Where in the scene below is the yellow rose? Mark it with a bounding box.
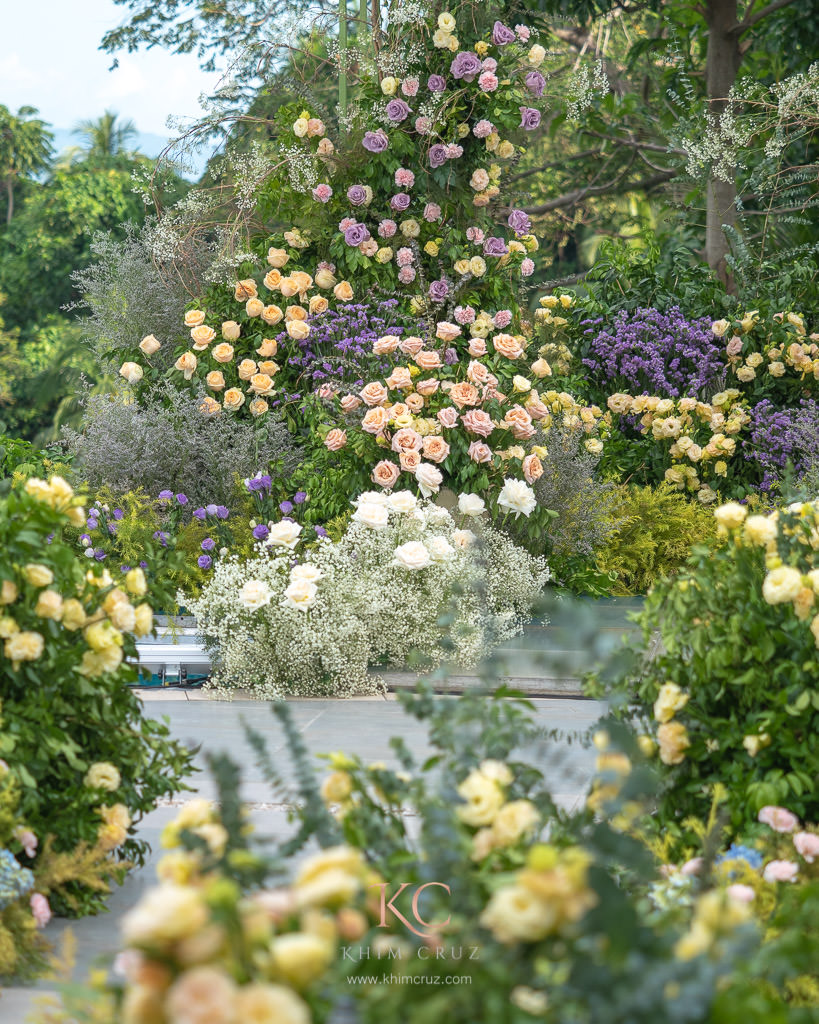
[98,821,128,851]
[711,318,731,338]
[122,883,209,947]
[454,258,471,275]
[320,771,353,804]
[270,933,334,989]
[85,762,121,791]
[0,616,19,638]
[400,219,420,238]
[470,256,487,277]
[714,501,747,531]
[24,564,54,587]
[424,240,440,257]
[653,682,689,723]
[206,371,225,391]
[480,884,553,943]
[491,800,539,847]
[124,567,147,597]
[657,721,690,765]
[61,598,86,631]
[35,589,63,620]
[380,76,399,95]
[85,620,123,652]
[235,984,311,1024]
[0,579,19,604]
[498,140,515,159]
[333,281,354,302]
[447,34,459,51]
[80,645,124,677]
[5,631,45,663]
[456,769,504,826]
[531,358,552,378]
[375,247,393,264]
[211,343,235,365]
[762,566,803,605]
[133,604,153,637]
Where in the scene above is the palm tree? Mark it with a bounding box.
[72,110,138,160]
[0,105,53,224]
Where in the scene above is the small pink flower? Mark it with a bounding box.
[312,183,333,203]
[401,77,420,97]
[758,806,799,833]
[515,24,531,41]
[317,384,336,399]
[360,239,379,257]
[521,258,535,277]
[14,827,38,859]
[680,857,704,876]
[478,72,499,92]
[473,119,495,139]
[466,226,485,243]
[468,338,488,357]
[725,336,743,357]
[395,168,415,188]
[468,440,493,463]
[726,883,755,904]
[423,202,442,222]
[396,247,415,267]
[378,219,397,238]
[763,859,799,883]
[437,407,459,428]
[482,58,498,72]
[317,261,335,273]
[30,893,51,928]
[794,831,819,863]
[455,305,476,325]
[398,267,416,284]
[445,143,464,159]
[339,217,356,231]
[493,309,513,329]
[415,116,433,134]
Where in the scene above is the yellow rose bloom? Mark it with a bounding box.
[84,762,121,791]
[125,567,148,597]
[5,630,44,664]
[380,76,399,95]
[424,240,440,257]
[35,589,63,621]
[653,682,689,723]
[24,564,54,587]
[498,140,515,159]
[61,598,87,631]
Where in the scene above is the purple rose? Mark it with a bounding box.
[427,74,446,92]
[429,144,448,168]
[347,184,368,206]
[252,524,270,540]
[492,20,516,45]
[525,70,545,97]
[519,106,541,130]
[483,236,509,256]
[344,222,371,246]
[362,129,389,153]
[201,537,216,551]
[198,555,213,570]
[390,192,411,211]
[507,209,531,235]
[450,51,482,81]
[444,347,459,365]
[428,278,450,303]
[386,98,412,122]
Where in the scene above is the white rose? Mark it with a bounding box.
[267,520,303,549]
[427,536,455,561]
[415,462,443,497]
[283,579,318,611]
[387,490,418,514]
[290,564,323,583]
[353,503,389,529]
[497,478,537,517]
[458,493,486,517]
[352,490,389,507]
[239,579,273,610]
[393,542,432,570]
[453,528,476,548]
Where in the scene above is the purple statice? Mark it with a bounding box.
[744,399,819,491]
[582,307,724,398]
[201,537,216,551]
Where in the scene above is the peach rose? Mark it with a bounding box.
[436,322,462,342]
[220,320,240,341]
[206,371,226,391]
[324,428,347,451]
[246,298,264,317]
[468,338,488,357]
[415,351,442,370]
[400,336,425,356]
[334,281,354,301]
[238,359,258,381]
[391,427,423,453]
[263,269,282,290]
[291,271,313,294]
[257,339,278,358]
[386,367,413,390]
[423,436,450,463]
[416,378,440,397]
[235,279,258,300]
[139,334,161,355]
[267,248,289,268]
[287,320,311,340]
[372,460,400,489]
[258,360,279,376]
[262,304,283,325]
[185,309,206,328]
[285,305,307,321]
[341,395,362,412]
[467,360,493,385]
[522,454,543,484]
[190,324,216,349]
[309,296,329,315]
[527,397,550,421]
[250,398,269,416]
[212,343,234,364]
[462,409,495,437]
[449,382,480,408]
[361,382,388,406]
[223,388,245,411]
[503,406,534,439]
[493,333,525,359]
[406,393,425,413]
[438,407,459,428]
[279,277,299,298]
[468,440,493,463]
[362,407,389,434]
[174,352,198,379]
[399,450,422,472]
[199,396,221,417]
[249,373,275,396]
[373,335,399,355]
[315,268,337,289]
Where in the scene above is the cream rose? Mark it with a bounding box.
[119,361,143,385]
[714,502,747,530]
[206,370,226,391]
[34,589,63,620]
[324,428,347,451]
[387,490,418,514]
[283,579,318,611]
[415,462,443,497]
[352,502,389,529]
[249,373,275,396]
[235,279,258,300]
[24,564,54,587]
[360,382,389,406]
[175,352,198,379]
[497,478,537,517]
[456,769,504,826]
[334,281,354,302]
[393,541,432,570]
[239,579,273,610]
[139,334,161,355]
[491,800,539,846]
[5,631,45,663]
[235,984,310,1024]
[184,309,206,327]
[762,566,803,605]
[84,762,121,791]
[267,521,303,549]
[223,387,245,411]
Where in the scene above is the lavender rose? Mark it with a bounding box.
[483,236,509,256]
[525,70,546,97]
[507,209,531,235]
[491,20,516,45]
[444,347,459,365]
[344,222,371,246]
[386,98,412,122]
[450,51,482,81]
[428,278,450,303]
[427,74,447,92]
[362,129,389,153]
[429,144,448,168]
[347,184,368,206]
[519,106,542,130]
[390,192,411,211]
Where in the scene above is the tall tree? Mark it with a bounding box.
[72,110,138,160]
[0,105,53,224]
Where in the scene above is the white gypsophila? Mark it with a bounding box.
[187,498,550,699]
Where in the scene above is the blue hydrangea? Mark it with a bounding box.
[0,849,35,910]
[717,843,763,873]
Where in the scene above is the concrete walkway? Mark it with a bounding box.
[0,693,605,1023]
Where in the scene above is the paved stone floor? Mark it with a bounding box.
[0,694,605,1023]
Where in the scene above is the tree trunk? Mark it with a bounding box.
[5,177,12,225]
[704,0,743,291]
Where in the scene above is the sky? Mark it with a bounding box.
[1,0,220,151]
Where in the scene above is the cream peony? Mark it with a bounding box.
[239,579,273,610]
[266,520,303,549]
[393,541,432,570]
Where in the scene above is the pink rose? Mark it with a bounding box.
[400,450,421,472]
[726,336,743,357]
[468,338,488,357]
[324,428,347,451]
[386,367,413,390]
[360,239,379,256]
[30,893,51,928]
[522,454,543,484]
[312,183,333,203]
[317,383,336,399]
[360,381,389,406]
[399,335,424,356]
[372,460,401,489]
[391,427,423,453]
[466,361,496,386]
[401,77,420,96]
[493,309,513,329]
[462,410,495,437]
[406,393,425,413]
[455,305,476,325]
[378,219,398,238]
[515,24,531,41]
[415,351,442,370]
[468,440,493,463]
[680,857,704,876]
[482,58,498,72]
[521,258,535,277]
[466,226,485,243]
[340,395,362,412]
[726,884,755,904]
[339,217,356,231]
[438,407,459,428]
[14,827,38,858]
[758,806,799,833]
[478,72,499,92]
[373,335,399,355]
[794,831,819,862]
[398,267,417,284]
[762,859,799,883]
[396,247,415,267]
[423,202,442,222]
[473,120,494,139]
[445,143,464,159]
[415,378,439,397]
[422,436,450,463]
[436,322,462,342]
[395,168,415,188]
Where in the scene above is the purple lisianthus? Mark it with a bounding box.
[252,523,270,540]
[216,505,230,519]
[206,503,219,514]
[153,530,170,548]
[525,70,545,97]
[492,20,516,45]
[176,493,189,505]
[450,51,482,81]
[113,508,124,521]
[390,192,411,211]
[87,517,98,530]
[444,347,459,365]
[427,74,446,92]
[193,507,207,520]
[507,209,531,235]
[362,129,389,153]
[429,144,448,168]
[314,525,328,538]
[280,500,294,515]
[429,278,450,303]
[347,184,368,206]
[139,560,148,569]
[201,537,216,551]
[519,106,542,130]
[483,236,509,256]
[294,491,307,505]
[94,549,107,561]
[120,565,131,573]
[198,555,213,570]
[386,98,412,122]
[344,222,371,246]
[158,489,173,501]
[108,523,117,535]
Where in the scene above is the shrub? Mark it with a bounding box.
[590,498,819,834]
[0,476,195,915]
[595,484,719,595]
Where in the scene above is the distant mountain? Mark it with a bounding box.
[51,128,207,179]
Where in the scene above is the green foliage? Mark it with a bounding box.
[596,484,719,596]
